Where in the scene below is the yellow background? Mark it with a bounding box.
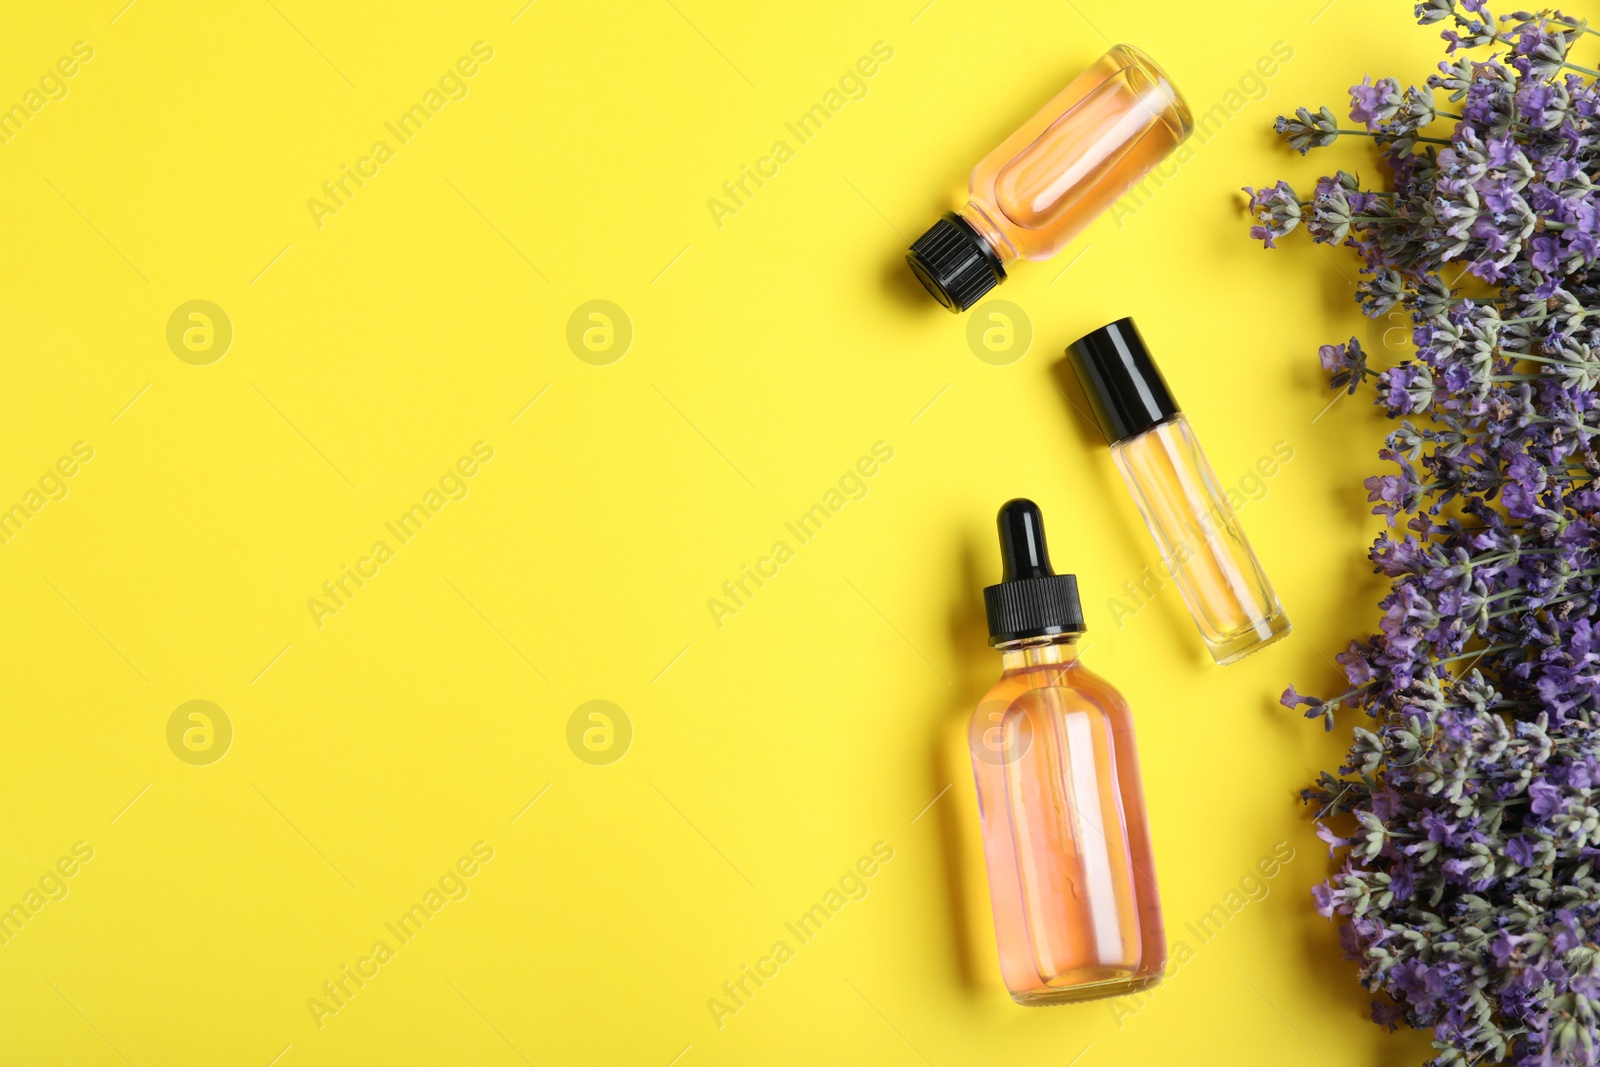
[0,0,1443,1063]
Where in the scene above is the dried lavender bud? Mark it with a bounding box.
[1401,84,1442,129]
[1416,0,1457,24]
[1430,57,1477,100]
[1321,336,1371,394]
[1360,267,1407,317]
[1276,105,1340,153]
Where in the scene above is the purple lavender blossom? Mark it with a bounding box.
[1244,181,1303,246]
[1249,4,1600,1065]
[1351,75,1405,128]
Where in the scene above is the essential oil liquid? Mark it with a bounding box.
[962,46,1191,263]
[971,641,1165,1003]
[1112,417,1289,663]
[907,45,1191,311]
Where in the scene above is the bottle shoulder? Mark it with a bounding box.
[973,661,1132,719]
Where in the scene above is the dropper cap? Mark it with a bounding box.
[983,499,1085,646]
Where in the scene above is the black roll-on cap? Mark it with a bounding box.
[983,499,1085,646]
[906,212,1005,313]
[1065,317,1182,444]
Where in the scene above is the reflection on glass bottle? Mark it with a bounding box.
[908,45,1192,312]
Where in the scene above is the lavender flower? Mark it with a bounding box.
[1351,76,1406,127]
[1244,180,1303,246]
[1250,5,1600,1065]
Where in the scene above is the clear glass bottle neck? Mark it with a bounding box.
[956,203,1019,264]
[997,634,1082,673]
[1108,412,1186,454]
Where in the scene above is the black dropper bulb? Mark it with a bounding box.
[998,498,1054,581]
[984,498,1085,646]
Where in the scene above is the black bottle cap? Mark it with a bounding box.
[983,499,1085,646]
[906,212,1005,313]
[1065,317,1182,444]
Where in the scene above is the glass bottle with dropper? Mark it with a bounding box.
[970,498,1165,1004]
[1066,317,1291,664]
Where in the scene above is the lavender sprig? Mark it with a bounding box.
[1248,3,1600,1064]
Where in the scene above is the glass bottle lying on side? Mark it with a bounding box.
[970,498,1165,1004]
[907,45,1192,312]
[1066,317,1291,664]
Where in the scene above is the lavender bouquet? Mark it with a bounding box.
[1245,3,1600,1064]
